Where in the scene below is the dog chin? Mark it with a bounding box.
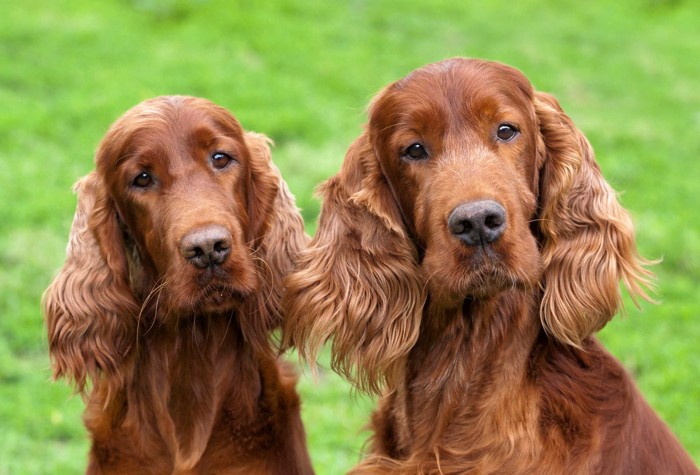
[465,267,538,299]
[167,281,254,316]
[432,263,527,304]
[201,283,257,312]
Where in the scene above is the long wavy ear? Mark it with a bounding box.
[282,133,425,395]
[243,132,309,338]
[535,92,655,347]
[42,172,138,396]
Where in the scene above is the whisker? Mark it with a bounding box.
[219,311,235,351]
[246,234,266,250]
[135,276,169,349]
[144,277,169,336]
[527,217,551,225]
[251,255,276,310]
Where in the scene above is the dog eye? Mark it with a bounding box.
[404,143,429,160]
[132,172,153,188]
[211,152,235,170]
[496,124,519,142]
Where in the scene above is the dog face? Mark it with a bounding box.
[94,96,264,314]
[284,58,653,393]
[368,59,543,305]
[93,96,268,314]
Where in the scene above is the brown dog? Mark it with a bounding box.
[44,96,313,474]
[284,59,698,474]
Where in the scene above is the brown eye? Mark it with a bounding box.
[404,143,428,160]
[211,152,234,170]
[496,124,518,142]
[132,172,153,188]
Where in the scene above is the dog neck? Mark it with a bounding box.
[395,289,542,456]
[87,314,265,472]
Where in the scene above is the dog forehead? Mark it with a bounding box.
[378,58,535,122]
[396,58,532,93]
[101,106,246,171]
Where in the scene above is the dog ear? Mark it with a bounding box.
[42,172,138,397]
[244,132,281,246]
[243,132,309,343]
[282,133,425,395]
[534,92,655,347]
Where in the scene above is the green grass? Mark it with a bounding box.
[1,0,699,473]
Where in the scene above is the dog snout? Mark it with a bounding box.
[448,200,507,246]
[180,225,232,269]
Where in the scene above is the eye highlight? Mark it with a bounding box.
[132,172,153,188]
[496,124,519,142]
[211,152,235,170]
[403,143,429,161]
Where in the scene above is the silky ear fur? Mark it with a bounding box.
[243,132,309,344]
[535,92,655,347]
[42,172,138,396]
[282,134,425,395]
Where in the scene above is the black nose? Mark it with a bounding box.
[180,225,232,269]
[448,200,507,246]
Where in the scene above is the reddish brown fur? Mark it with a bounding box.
[43,96,313,474]
[283,59,698,474]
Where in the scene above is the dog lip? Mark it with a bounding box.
[194,266,231,286]
[187,284,250,314]
[451,253,528,297]
[453,241,505,269]
[204,288,241,308]
[204,277,255,299]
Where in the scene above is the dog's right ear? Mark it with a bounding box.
[282,133,425,395]
[42,172,138,397]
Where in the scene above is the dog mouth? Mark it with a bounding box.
[199,285,247,310]
[154,243,260,315]
[162,265,257,315]
[462,266,518,296]
[458,250,541,298]
[182,282,253,313]
[427,245,531,301]
[193,265,233,286]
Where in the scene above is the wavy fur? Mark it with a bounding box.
[283,136,424,394]
[535,92,656,347]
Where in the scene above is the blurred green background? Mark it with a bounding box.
[1,0,698,473]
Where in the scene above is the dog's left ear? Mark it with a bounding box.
[243,132,309,339]
[535,92,655,347]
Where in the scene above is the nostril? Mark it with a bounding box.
[453,220,475,237]
[484,213,504,230]
[213,240,229,253]
[181,244,204,261]
[210,239,231,266]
